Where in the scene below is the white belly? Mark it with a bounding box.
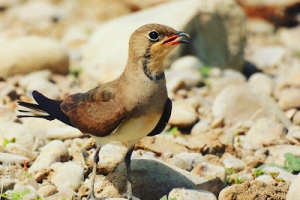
[92,113,161,148]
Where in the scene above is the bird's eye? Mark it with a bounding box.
[148,31,160,41]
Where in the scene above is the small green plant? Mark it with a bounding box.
[1,189,30,200]
[2,138,16,147]
[252,168,265,178]
[227,174,244,185]
[164,126,180,136]
[282,152,300,174]
[200,65,212,79]
[225,167,236,175]
[69,67,83,79]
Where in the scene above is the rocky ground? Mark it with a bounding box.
[1,0,300,200]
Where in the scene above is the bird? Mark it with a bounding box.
[17,23,189,199]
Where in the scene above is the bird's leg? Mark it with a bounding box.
[123,147,134,200]
[87,146,101,200]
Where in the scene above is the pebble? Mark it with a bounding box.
[255,174,276,185]
[46,126,84,140]
[1,177,16,192]
[266,145,300,165]
[262,166,296,183]
[0,121,35,151]
[278,27,300,51]
[136,134,188,155]
[5,143,37,161]
[98,142,127,174]
[277,88,300,110]
[37,184,57,198]
[192,162,226,182]
[165,70,202,92]
[248,73,273,95]
[222,153,246,172]
[171,55,203,72]
[29,140,69,173]
[286,172,300,200]
[248,46,286,69]
[170,152,206,171]
[244,117,286,146]
[69,143,86,168]
[169,100,198,128]
[191,120,211,135]
[18,70,52,89]
[279,72,300,89]
[44,188,77,200]
[168,188,217,200]
[0,36,69,78]
[50,162,84,191]
[26,79,60,100]
[7,1,64,25]
[209,69,246,95]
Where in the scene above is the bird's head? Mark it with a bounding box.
[128,23,190,81]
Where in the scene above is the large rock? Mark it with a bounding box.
[0,36,69,78]
[94,158,207,200]
[82,0,246,83]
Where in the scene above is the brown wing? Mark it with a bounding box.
[61,84,129,137]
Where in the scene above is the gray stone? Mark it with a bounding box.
[94,158,207,200]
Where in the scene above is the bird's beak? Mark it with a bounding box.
[162,31,190,45]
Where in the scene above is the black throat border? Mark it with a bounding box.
[142,45,165,81]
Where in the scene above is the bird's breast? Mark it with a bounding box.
[93,113,162,147]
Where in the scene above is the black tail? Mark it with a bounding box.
[17,90,72,126]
